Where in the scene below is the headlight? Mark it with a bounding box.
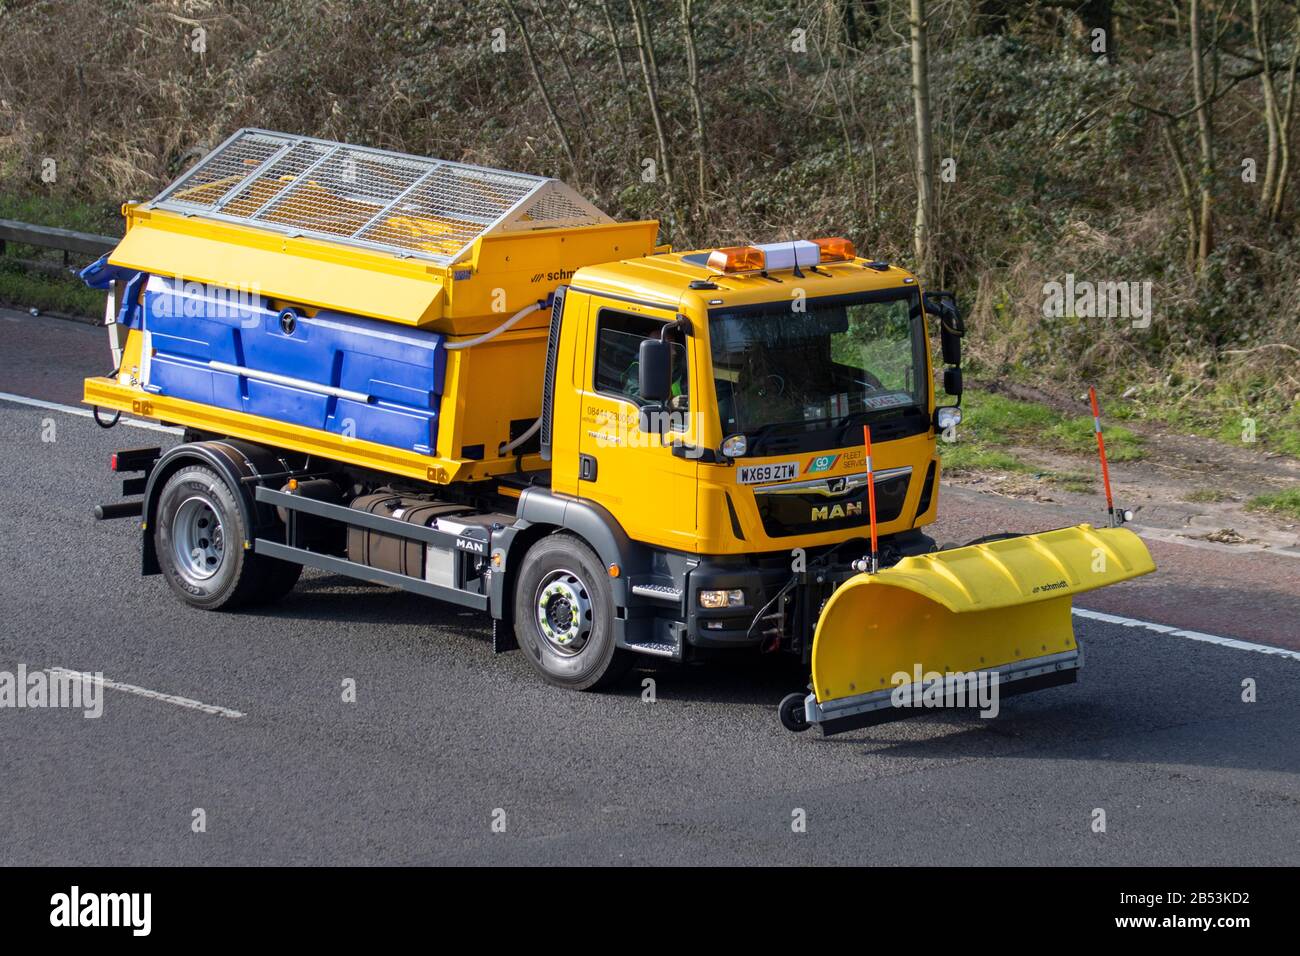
[698,588,744,609]
[936,406,963,431]
[721,433,747,458]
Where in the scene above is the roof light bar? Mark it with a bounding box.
[706,246,764,273]
[812,236,856,262]
[706,237,857,273]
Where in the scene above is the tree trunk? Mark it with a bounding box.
[1251,0,1280,216]
[504,0,578,180]
[843,0,881,44]
[1189,0,1215,271]
[530,0,592,133]
[681,0,708,210]
[1270,9,1300,221]
[1160,120,1200,272]
[629,0,673,194]
[598,0,638,134]
[910,0,935,276]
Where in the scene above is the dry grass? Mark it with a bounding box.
[0,0,1295,442]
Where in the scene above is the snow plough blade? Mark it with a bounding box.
[804,524,1155,735]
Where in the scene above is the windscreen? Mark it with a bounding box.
[709,289,927,454]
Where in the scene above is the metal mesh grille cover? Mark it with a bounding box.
[147,129,610,265]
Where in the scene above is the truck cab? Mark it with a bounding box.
[531,238,963,666]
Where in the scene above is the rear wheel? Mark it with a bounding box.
[254,557,302,604]
[513,534,632,691]
[155,464,293,610]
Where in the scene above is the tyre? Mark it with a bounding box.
[253,557,302,605]
[154,464,267,610]
[513,534,632,691]
[778,692,810,733]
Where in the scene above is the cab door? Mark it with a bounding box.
[576,298,699,552]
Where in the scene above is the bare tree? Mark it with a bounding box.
[1133,1,1288,266]
[1253,0,1282,213]
[910,0,935,275]
[629,0,673,194]
[503,0,578,180]
[1159,121,1201,272]
[681,0,708,208]
[598,0,638,133]
[530,0,592,134]
[1249,0,1300,221]
[1271,13,1300,221]
[1189,0,1215,268]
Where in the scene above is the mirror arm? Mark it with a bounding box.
[661,314,692,341]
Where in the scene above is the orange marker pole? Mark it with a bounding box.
[1088,386,1116,525]
[863,424,879,573]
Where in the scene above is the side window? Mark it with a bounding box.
[593,309,689,408]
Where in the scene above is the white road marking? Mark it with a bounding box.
[1073,607,1300,661]
[48,668,246,719]
[0,391,181,434]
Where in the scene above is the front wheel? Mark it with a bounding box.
[513,534,632,691]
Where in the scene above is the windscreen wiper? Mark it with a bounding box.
[745,419,809,456]
[833,405,920,446]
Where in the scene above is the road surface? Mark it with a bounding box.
[0,308,1296,865]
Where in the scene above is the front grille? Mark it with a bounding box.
[755,471,910,537]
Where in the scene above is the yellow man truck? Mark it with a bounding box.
[81,130,1154,734]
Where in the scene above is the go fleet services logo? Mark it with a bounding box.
[804,454,839,474]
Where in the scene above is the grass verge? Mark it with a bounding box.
[0,192,120,319]
[1246,488,1300,520]
[940,391,1144,481]
[1099,377,1300,460]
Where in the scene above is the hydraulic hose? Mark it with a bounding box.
[498,416,542,456]
[446,299,547,455]
[444,301,544,351]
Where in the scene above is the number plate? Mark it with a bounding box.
[737,461,799,484]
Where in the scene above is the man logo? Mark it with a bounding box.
[812,501,862,521]
[826,477,847,494]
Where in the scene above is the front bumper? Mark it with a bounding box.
[682,529,937,654]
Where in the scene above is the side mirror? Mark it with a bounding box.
[923,291,965,367]
[943,367,963,397]
[941,320,962,367]
[638,338,672,403]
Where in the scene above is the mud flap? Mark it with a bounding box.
[805,524,1155,735]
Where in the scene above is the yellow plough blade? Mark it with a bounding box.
[805,524,1155,734]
